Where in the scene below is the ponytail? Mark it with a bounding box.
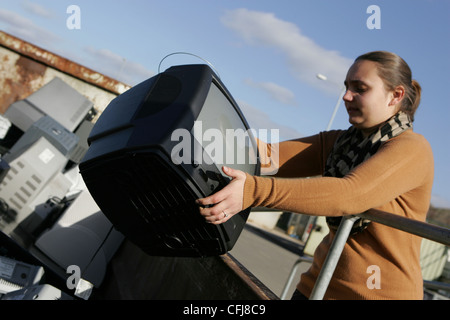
[407,80,421,122]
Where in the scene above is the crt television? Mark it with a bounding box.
[79,64,260,257]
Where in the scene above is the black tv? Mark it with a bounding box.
[79,64,260,257]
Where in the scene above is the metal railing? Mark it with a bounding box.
[280,255,313,299]
[282,208,450,300]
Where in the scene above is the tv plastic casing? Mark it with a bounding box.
[79,64,260,257]
[4,77,93,133]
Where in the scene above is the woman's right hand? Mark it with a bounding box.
[196,166,247,224]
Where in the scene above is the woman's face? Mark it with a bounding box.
[343,60,400,133]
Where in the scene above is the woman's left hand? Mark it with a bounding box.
[196,166,247,224]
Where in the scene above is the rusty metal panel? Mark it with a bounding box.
[0,30,131,117]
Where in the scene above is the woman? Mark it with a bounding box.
[196,51,434,300]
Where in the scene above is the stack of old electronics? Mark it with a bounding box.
[0,78,123,299]
[0,254,73,300]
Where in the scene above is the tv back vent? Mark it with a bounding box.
[79,64,260,257]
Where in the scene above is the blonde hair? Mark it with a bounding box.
[355,51,421,121]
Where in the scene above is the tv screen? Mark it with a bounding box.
[79,64,260,257]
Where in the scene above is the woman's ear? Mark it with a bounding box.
[389,85,406,107]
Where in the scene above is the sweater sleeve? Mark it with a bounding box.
[243,130,433,217]
[258,130,342,177]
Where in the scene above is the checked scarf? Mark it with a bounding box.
[324,111,413,235]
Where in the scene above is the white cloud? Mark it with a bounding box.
[21,0,54,19]
[221,8,352,95]
[245,79,298,106]
[0,8,60,47]
[83,47,155,85]
[0,6,153,86]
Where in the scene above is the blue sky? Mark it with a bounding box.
[1,0,449,208]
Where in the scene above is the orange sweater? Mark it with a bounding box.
[243,129,434,299]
